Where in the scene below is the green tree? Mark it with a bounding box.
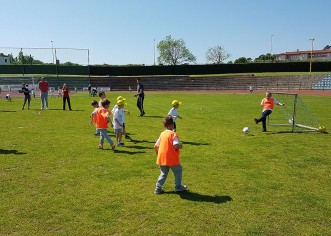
[234,57,252,63]
[157,35,196,65]
[205,46,230,64]
[254,53,275,62]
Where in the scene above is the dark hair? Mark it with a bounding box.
[91,100,98,106]
[101,99,110,107]
[98,91,105,97]
[163,115,174,127]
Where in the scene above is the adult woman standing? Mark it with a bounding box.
[61,83,72,110]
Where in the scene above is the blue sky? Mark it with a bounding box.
[1,0,329,65]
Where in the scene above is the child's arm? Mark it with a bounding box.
[154,137,160,154]
[124,109,130,115]
[114,118,123,127]
[173,143,183,150]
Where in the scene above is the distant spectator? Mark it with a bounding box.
[21,83,31,110]
[88,84,92,96]
[38,77,49,109]
[61,83,72,110]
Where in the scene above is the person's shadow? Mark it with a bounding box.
[167,191,232,204]
[0,149,27,155]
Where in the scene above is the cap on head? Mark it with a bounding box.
[172,100,182,106]
[117,99,127,106]
[117,96,126,101]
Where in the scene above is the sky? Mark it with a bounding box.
[1,0,330,66]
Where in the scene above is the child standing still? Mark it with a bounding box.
[168,100,182,132]
[113,100,125,146]
[111,96,132,140]
[154,115,187,194]
[95,99,115,150]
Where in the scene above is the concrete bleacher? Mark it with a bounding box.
[1,74,329,92]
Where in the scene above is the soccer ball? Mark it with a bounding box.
[288,119,294,124]
[242,127,250,134]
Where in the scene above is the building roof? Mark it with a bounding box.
[276,49,331,56]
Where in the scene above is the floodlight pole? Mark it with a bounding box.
[270,35,274,61]
[309,38,314,74]
[51,41,55,64]
[153,38,156,66]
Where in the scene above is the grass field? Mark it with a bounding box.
[1,91,330,235]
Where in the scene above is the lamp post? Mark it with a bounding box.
[270,35,274,61]
[153,38,156,66]
[309,38,315,74]
[51,41,54,64]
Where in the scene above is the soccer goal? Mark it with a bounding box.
[268,92,326,133]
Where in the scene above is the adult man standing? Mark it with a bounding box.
[134,78,145,116]
[38,77,49,109]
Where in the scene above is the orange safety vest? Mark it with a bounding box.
[262,97,274,110]
[156,130,180,166]
[95,108,110,128]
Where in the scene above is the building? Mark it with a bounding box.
[0,53,10,65]
[275,48,331,61]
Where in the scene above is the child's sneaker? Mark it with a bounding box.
[117,143,124,147]
[98,144,103,149]
[154,188,165,194]
[175,185,187,192]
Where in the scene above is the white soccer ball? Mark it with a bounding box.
[288,119,294,124]
[242,127,250,134]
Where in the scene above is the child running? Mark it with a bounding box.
[154,115,187,194]
[168,100,182,132]
[95,99,115,150]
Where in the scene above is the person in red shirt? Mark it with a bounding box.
[254,92,284,132]
[61,83,72,110]
[38,77,49,109]
[154,115,187,194]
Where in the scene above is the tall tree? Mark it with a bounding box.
[157,35,196,65]
[205,46,230,64]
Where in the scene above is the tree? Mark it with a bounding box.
[234,57,252,63]
[157,35,196,65]
[205,46,230,64]
[254,53,275,62]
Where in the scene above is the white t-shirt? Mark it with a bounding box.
[113,108,124,129]
[168,107,180,122]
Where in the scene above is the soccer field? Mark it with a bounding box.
[1,91,330,235]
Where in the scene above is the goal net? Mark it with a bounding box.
[268,92,326,133]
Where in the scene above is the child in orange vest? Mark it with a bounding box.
[254,92,284,132]
[154,115,187,194]
[95,99,115,150]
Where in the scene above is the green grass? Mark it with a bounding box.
[1,92,330,235]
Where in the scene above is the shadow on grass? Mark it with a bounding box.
[131,139,155,145]
[0,149,27,155]
[113,149,146,155]
[139,115,164,119]
[0,110,16,112]
[125,145,153,150]
[166,191,232,204]
[181,141,209,146]
[266,130,328,135]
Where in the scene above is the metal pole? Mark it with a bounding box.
[270,35,274,61]
[153,39,156,66]
[51,41,54,64]
[309,38,314,74]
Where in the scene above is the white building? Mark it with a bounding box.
[275,49,331,61]
[0,53,10,65]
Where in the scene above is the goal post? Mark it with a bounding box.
[268,92,326,133]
